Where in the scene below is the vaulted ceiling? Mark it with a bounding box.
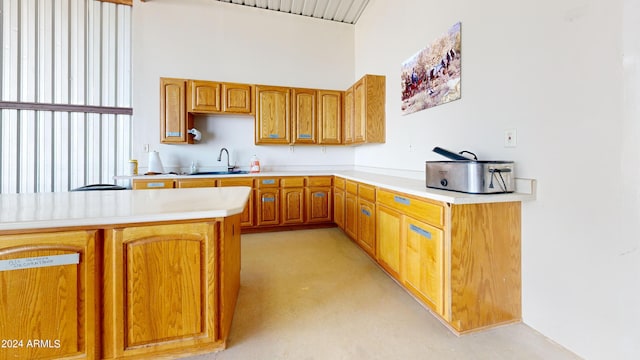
[213,0,370,24]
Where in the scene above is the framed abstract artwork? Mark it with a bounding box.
[401,22,461,115]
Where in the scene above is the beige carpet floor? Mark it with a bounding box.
[186,228,580,360]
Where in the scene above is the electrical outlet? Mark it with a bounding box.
[504,129,517,147]
[143,144,150,152]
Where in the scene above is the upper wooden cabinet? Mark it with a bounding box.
[160,77,193,144]
[222,83,252,114]
[317,90,342,145]
[188,80,221,113]
[343,86,355,144]
[345,74,385,144]
[255,85,291,145]
[291,88,317,144]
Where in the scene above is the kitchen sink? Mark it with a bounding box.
[189,170,250,176]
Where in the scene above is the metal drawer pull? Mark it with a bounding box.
[262,179,276,185]
[268,134,280,138]
[299,134,312,139]
[410,224,432,239]
[314,193,325,197]
[394,196,410,205]
[361,208,371,217]
[147,182,166,188]
[166,131,181,137]
[262,197,275,202]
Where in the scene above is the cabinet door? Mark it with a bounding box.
[218,177,255,228]
[404,217,444,316]
[222,83,252,114]
[333,188,345,229]
[160,78,193,144]
[281,187,304,225]
[102,222,218,359]
[317,90,342,144]
[376,205,402,278]
[188,80,221,113]
[343,87,354,144]
[255,85,291,144]
[257,188,280,226]
[357,199,376,256]
[306,187,332,223]
[344,192,358,240]
[292,88,317,144]
[0,231,99,360]
[353,78,366,144]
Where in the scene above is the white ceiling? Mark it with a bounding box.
[214,0,370,24]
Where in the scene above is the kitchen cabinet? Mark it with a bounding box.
[132,179,175,189]
[344,180,358,240]
[255,86,291,144]
[176,178,217,188]
[342,87,355,144]
[349,74,386,144]
[374,188,521,333]
[306,176,332,223]
[187,80,221,113]
[256,177,280,226]
[404,216,444,315]
[333,177,346,229]
[376,205,402,278]
[222,83,252,114]
[291,88,317,144]
[356,183,376,257]
[160,77,194,144]
[102,222,220,359]
[281,177,305,225]
[317,90,342,145]
[0,230,99,360]
[218,177,255,228]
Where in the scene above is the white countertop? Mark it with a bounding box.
[0,187,252,231]
[116,170,536,205]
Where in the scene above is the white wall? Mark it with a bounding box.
[131,0,356,173]
[355,0,640,359]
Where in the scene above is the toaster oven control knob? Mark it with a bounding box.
[440,179,448,187]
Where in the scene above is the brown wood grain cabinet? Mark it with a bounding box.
[222,83,252,114]
[256,178,280,226]
[317,90,342,145]
[306,176,333,223]
[0,230,99,360]
[281,177,305,225]
[255,86,291,144]
[176,178,217,188]
[356,183,376,256]
[374,188,521,333]
[342,87,355,144]
[344,180,358,240]
[218,177,255,228]
[333,177,346,229]
[346,74,386,145]
[132,179,175,189]
[291,88,317,144]
[188,80,222,113]
[160,77,193,144]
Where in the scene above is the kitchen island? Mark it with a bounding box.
[0,187,251,360]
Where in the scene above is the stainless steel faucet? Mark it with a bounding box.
[217,148,234,172]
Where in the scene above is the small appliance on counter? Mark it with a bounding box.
[426,147,514,194]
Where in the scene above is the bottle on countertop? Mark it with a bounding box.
[189,161,198,174]
[250,155,261,173]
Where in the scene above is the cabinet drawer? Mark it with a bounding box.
[377,189,444,228]
[307,176,332,187]
[257,178,280,188]
[281,177,305,188]
[358,184,376,202]
[334,176,346,190]
[176,178,217,188]
[217,177,254,187]
[346,180,358,195]
[132,179,175,190]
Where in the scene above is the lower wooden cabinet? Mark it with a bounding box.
[132,179,175,189]
[257,188,280,226]
[306,187,332,223]
[344,192,358,240]
[376,205,401,278]
[357,199,376,256]
[0,231,99,360]
[333,188,345,229]
[103,222,221,359]
[176,178,217,188]
[281,187,305,225]
[404,216,444,316]
[218,177,255,228]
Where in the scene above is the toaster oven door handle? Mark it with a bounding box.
[489,168,511,173]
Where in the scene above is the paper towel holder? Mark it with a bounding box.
[188,128,202,141]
